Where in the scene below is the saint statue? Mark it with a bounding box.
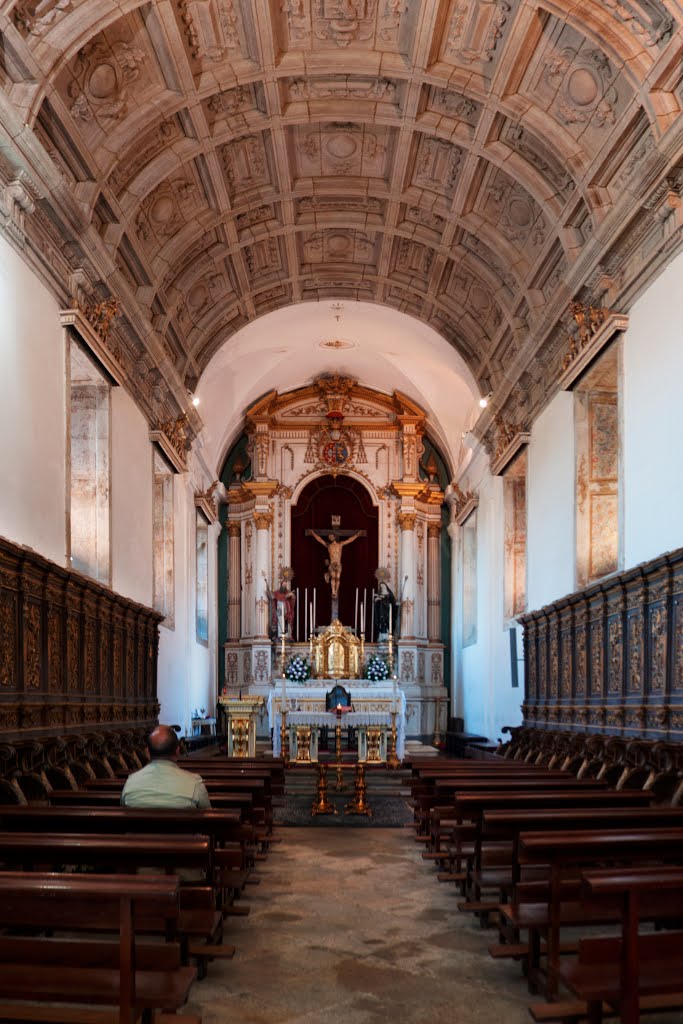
[309,530,362,600]
[373,580,400,640]
[263,571,296,638]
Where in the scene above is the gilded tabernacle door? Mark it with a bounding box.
[313,620,363,679]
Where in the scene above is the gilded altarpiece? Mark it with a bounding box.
[0,536,161,739]
[521,547,683,739]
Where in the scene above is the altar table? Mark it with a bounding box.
[267,683,406,759]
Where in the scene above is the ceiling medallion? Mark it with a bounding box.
[318,338,356,350]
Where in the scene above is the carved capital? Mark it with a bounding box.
[427,523,441,539]
[227,521,241,538]
[253,511,273,531]
[397,511,417,532]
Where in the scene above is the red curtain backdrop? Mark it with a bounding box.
[291,475,379,633]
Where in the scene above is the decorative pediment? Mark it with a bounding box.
[490,415,531,476]
[451,482,478,526]
[558,302,629,391]
[244,375,427,430]
[61,304,126,387]
[194,482,219,524]
[149,415,188,473]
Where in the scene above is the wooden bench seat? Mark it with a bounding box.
[558,866,683,1024]
[0,871,196,1024]
[518,828,683,1000]
[0,832,235,978]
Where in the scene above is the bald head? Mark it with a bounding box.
[147,725,179,760]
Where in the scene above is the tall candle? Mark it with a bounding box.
[389,602,392,637]
[363,588,367,635]
[313,589,316,630]
[370,589,375,642]
[360,601,364,634]
[304,587,308,636]
[296,588,299,642]
[309,602,313,637]
[354,588,358,633]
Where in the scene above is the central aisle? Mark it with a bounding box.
[186,827,533,1024]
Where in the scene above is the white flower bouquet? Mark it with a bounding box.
[364,655,389,681]
[285,655,311,682]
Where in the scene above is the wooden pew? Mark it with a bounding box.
[560,866,683,1024]
[428,787,652,857]
[0,832,235,978]
[0,871,196,1024]
[516,827,683,999]
[431,790,653,909]
[414,775,610,839]
[1,804,262,908]
[479,807,683,961]
[51,787,254,814]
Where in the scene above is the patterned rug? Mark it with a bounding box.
[274,793,413,827]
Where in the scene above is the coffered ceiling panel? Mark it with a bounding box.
[1,0,682,436]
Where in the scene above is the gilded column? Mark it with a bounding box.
[253,511,272,638]
[427,522,441,642]
[397,511,417,638]
[227,521,241,641]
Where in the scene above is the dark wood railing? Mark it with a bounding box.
[520,546,683,738]
[0,535,161,738]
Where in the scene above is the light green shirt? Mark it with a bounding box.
[120,759,211,809]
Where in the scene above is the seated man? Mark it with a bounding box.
[121,724,211,809]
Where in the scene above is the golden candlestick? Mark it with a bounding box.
[280,634,286,678]
[360,631,365,667]
[311,762,337,816]
[387,710,400,770]
[345,762,372,816]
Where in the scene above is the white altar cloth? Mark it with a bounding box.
[267,682,405,758]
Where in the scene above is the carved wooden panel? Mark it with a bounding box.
[0,537,161,740]
[521,545,683,739]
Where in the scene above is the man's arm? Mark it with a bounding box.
[310,531,327,549]
[193,779,212,808]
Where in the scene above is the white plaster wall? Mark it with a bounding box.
[623,251,683,567]
[456,457,522,742]
[527,392,576,610]
[110,387,153,606]
[0,236,66,563]
[157,473,216,734]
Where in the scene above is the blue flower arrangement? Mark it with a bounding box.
[364,655,389,681]
[285,655,311,683]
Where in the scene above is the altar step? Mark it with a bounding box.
[283,766,407,799]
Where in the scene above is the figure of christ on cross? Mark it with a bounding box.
[306,524,366,611]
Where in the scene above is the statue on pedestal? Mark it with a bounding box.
[264,569,296,638]
[373,568,401,640]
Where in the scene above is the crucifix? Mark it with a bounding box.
[306,517,366,622]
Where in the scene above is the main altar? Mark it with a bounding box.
[220,373,449,747]
[267,680,406,760]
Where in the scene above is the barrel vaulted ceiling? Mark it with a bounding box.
[1,0,683,440]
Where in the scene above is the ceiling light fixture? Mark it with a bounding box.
[479,392,492,409]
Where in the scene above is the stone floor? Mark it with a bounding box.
[185,826,536,1024]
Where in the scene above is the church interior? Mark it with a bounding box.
[2,0,683,1020]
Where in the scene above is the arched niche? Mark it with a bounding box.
[292,474,378,632]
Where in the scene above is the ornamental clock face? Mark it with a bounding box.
[322,439,350,466]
